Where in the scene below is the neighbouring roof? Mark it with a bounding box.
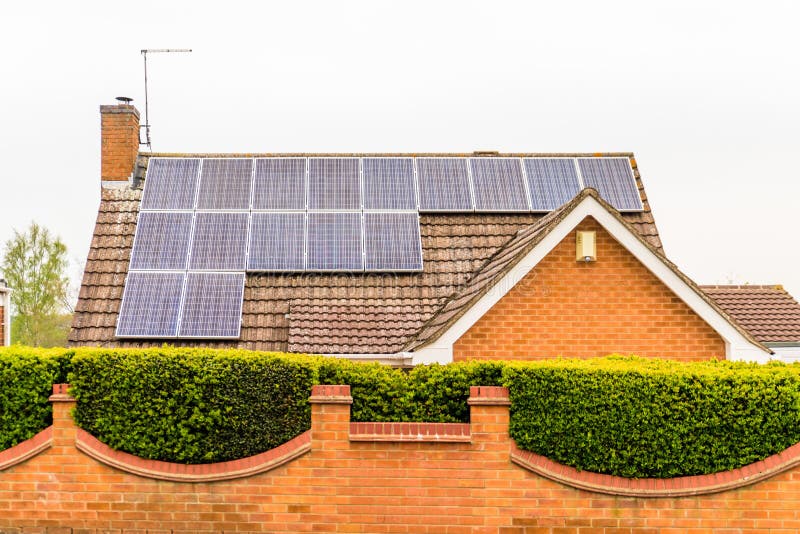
[702,285,800,344]
[69,152,663,353]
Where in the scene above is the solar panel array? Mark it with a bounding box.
[118,155,642,338]
[139,156,641,213]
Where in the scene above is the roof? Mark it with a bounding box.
[702,285,800,344]
[69,152,663,353]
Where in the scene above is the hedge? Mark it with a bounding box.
[2,347,800,477]
[68,351,501,462]
[319,359,504,422]
[503,356,800,478]
[69,349,321,463]
[0,346,72,450]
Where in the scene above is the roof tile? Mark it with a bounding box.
[702,285,800,343]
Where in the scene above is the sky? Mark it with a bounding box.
[1,1,799,303]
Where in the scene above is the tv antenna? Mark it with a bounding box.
[140,48,192,149]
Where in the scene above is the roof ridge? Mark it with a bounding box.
[701,284,785,291]
[140,152,637,158]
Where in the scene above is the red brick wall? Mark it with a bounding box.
[100,104,140,182]
[455,217,726,362]
[2,385,800,533]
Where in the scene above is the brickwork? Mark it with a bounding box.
[455,217,727,362]
[100,104,140,182]
[2,385,800,532]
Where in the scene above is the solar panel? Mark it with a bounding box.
[196,158,253,210]
[140,158,200,210]
[247,212,306,271]
[129,212,193,270]
[116,272,185,337]
[362,158,417,210]
[364,212,423,271]
[188,212,250,270]
[577,158,643,211]
[252,158,307,210]
[306,212,363,271]
[416,158,473,211]
[178,272,245,338]
[524,158,582,211]
[469,158,529,211]
[308,158,361,210]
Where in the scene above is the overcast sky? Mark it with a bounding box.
[2,1,799,302]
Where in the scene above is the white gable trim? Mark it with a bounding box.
[411,195,771,365]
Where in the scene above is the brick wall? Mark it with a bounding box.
[1,384,800,533]
[100,104,140,182]
[455,217,726,362]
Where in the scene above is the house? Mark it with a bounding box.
[702,285,800,362]
[0,279,9,346]
[70,101,797,365]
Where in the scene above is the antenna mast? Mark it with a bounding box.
[140,48,192,150]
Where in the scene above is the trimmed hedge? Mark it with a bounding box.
[503,356,800,478]
[2,347,800,478]
[69,349,321,463]
[0,346,72,450]
[319,359,503,422]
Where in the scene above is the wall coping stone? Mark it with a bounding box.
[309,384,353,404]
[350,422,471,442]
[467,385,511,406]
[0,427,53,471]
[76,429,311,483]
[511,440,800,497]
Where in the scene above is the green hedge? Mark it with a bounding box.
[503,356,800,478]
[0,346,72,450]
[2,347,800,478]
[68,351,501,462]
[69,349,321,463]
[319,359,504,422]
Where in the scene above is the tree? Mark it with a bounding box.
[1,222,71,346]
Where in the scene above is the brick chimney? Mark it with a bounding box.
[100,101,140,183]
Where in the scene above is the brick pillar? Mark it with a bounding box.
[48,383,77,450]
[468,386,512,452]
[309,385,352,450]
[100,103,140,183]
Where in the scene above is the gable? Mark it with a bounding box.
[454,217,726,361]
[409,192,770,364]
